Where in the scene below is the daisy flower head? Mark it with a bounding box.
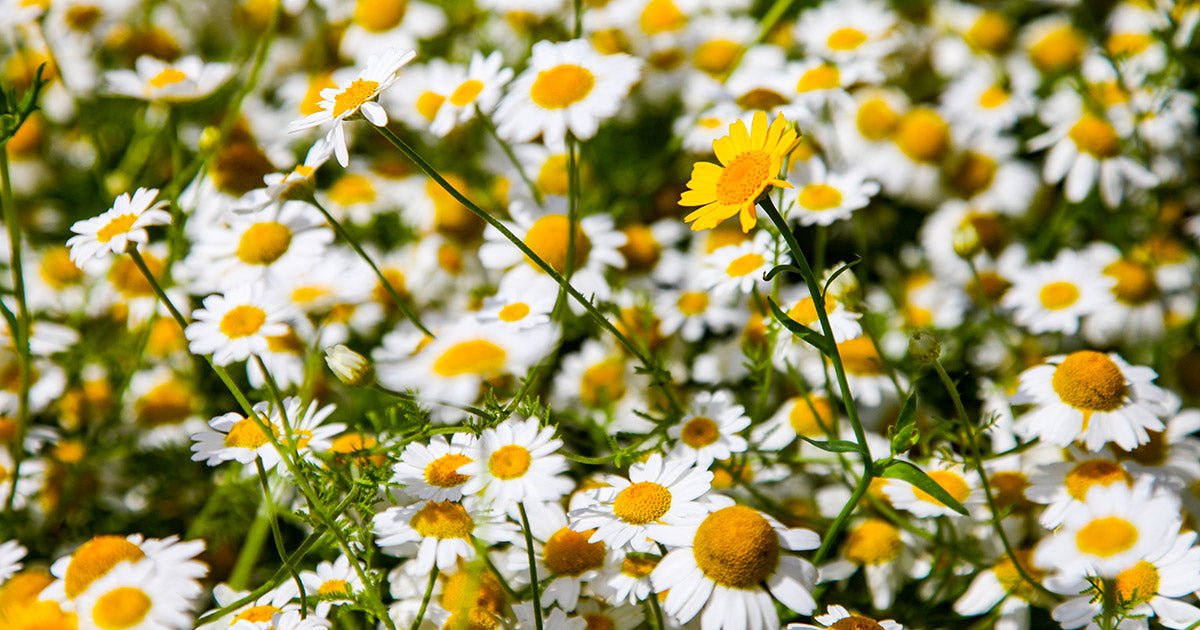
[782,157,879,227]
[954,548,1050,628]
[185,284,296,366]
[494,39,642,151]
[231,138,334,215]
[999,249,1114,335]
[459,415,574,515]
[679,110,800,232]
[73,560,192,630]
[390,433,478,502]
[789,605,904,630]
[428,51,514,137]
[882,461,985,519]
[506,503,608,612]
[67,188,170,265]
[1012,350,1171,452]
[45,534,207,604]
[287,47,417,167]
[568,453,713,553]
[297,555,364,616]
[652,500,820,629]
[372,497,517,574]
[668,391,750,469]
[698,229,777,299]
[794,0,901,63]
[1026,456,1134,528]
[1034,478,1182,578]
[104,55,233,102]
[190,398,343,474]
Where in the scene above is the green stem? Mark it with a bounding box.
[255,457,308,613]
[228,505,272,590]
[308,197,432,337]
[476,108,543,207]
[409,567,439,630]
[517,503,544,630]
[1,147,31,514]
[648,590,665,630]
[754,0,796,43]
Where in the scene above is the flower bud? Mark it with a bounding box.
[908,329,941,363]
[952,222,981,259]
[325,344,374,387]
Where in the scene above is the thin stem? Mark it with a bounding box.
[0,147,31,514]
[308,197,432,337]
[517,503,544,630]
[476,108,543,207]
[255,457,308,613]
[409,567,439,630]
[811,472,872,564]
[554,134,580,320]
[228,505,272,590]
[648,591,666,630]
[754,0,796,43]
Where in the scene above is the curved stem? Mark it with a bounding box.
[255,457,308,613]
[0,147,31,514]
[517,503,544,630]
[409,567,439,630]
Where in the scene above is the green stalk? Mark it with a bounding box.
[518,503,544,630]
[476,108,543,207]
[409,567,439,630]
[1,146,32,514]
[255,457,308,613]
[228,504,272,590]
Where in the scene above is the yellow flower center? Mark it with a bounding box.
[542,527,606,576]
[612,481,672,525]
[410,501,475,539]
[223,415,276,449]
[134,381,192,428]
[693,40,742,76]
[583,613,615,630]
[948,153,997,197]
[529,64,595,109]
[417,91,446,121]
[725,252,765,278]
[329,174,376,206]
[1116,430,1167,466]
[1114,560,1159,606]
[715,150,771,206]
[233,605,281,624]
[735,89,788,112]
[692,506,779,588]
[432,340,507,377]
[236,222,292,265]
[620,554,658,578]
[843,518,901,565]
[425,453,473,488]
[680,416,720,448]
[829,617,884,630]
[838,337,884,375]
[640,0,685,34]
[990,471,1032,511]
[332,79,380,117]
[788,396,834,436]
[353,0,408,32]
[488,445,531,480]
[1069,114,1120,158]
[149,68,186,89]
[1038,281,1080,310]
[523,214,592,273]
[498,303,530,322]
[219,305,267,339]
[581,358,626,406]
[676,291,709,316]
[1075,516,1138,557]
[796,64,840,92]
[96,214,137,243]
[318,580,350,596]
[40,247,84,289]
[1065,459,1131,501]
[797,183,843,211]
[536,155,570,196]
[449,80,484,107]
[856,99,899,140]
[894,108,949,163]
[65,5,103,31]
[966,11,1012,53]
[301,73,336,116]
[65,537,146,599]
[440,568,506,614]
[1104,259,1157,304]
[993,550,1045,601]
[827,27,868,51]
[1030,27,1084,72]
[913,470,970,507]
[92,587,151,630]
[1052,351,1127,413]
[978,85,1010,109]
[1107,33,1153,57]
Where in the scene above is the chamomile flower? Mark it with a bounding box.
[772,283,863,370]
[231,138,333,215]
[954,549,1051,630]
[654,282,743,342]
[652,501,819,629]
[782,157,879,227]
[506,503,607,611]
[1000,249,1114,335]
[751,393,839,451]
[44,534,207,603]
[184,284,296,366]
[73,560,192,630]
[569,453,713,553]
[882,462,985,519]
[459,415,573,515]
[1026,457,1134,528]
[297,556,363,616]
[679,111,800,232]
[189,397,343,473]
[391,433,478,502]
[698,229,777,299]
[494,39,641,151]
[287,47,416,167]
[800,335,904,408]
[794,0,901,63]
[104,55,232,102]
[67,188,170,265]
[1012,350,1171,452]
[428,51,513,137]
[789,605,904,630]
[372,497,517,574]
[668,391,749,469]
[600,551,659,605]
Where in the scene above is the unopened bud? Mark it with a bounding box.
[325,345,374,387]
[908,329,941,363]
[198,126,221,154]
[952,222,981,259]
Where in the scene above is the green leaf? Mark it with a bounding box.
[877,459,969,515]
[822,256,861,298]
[763,263,802,282]
[767,297,831,354]
[889,389,919,454]
[798,435,861,453]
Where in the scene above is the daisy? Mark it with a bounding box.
[751,393,839,451]
[999,249,1114,335]
[390,433,478,502]
[793,0,900,63]
[939,64,1037,133]
[667,391,749,469]
[428,51,513,137]
[819,516,925,611]
[772,283,863,374]
[954,549,1051,630]
[287,47,416,167]
[600,551,659,605]
[67,188,170,265]
[189,397,344,473]
[459,415,574,516]
[297,556,363,616]
[782,157,879,227]
[73,560,193,630]
[0,540,25,583]
[194,584,301,630]
[800,335,904,408]
[505,503,607,611]
[44,534,207,603]
[1019,15,1086,75]
[231,138,333,215]
[1012,350,1172,452]
[678,111,800,232]
[652,499,819,630]
[1081,242,1169,346]
[493,39,641,151]
[1034,478,1181,578]
[184,284,296,366]
[372,497,516,574]
[882,461,985,519]
[474,273,558,331]
[698,229,777,299]
[569,453,713,553]
[104,55,232,102]
[789,605,904,630]
[654,282,743,342]
[1026,456,1134,528]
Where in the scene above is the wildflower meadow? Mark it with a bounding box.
[2,0,1200,629]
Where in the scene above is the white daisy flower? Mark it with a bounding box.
[819,516,925,611]
[569,453,713,553]
[494,39,642,151]
[231,138,334,215]
[189,397,344,474]
[750,393,839,452]
[667,391,749,469]
[505,503,608,612]
[1012,350,1171,452]
[789,605,904,630]
[999,249,1114,336]
[104,55,232,102]
[0,540,26,583]
[599,551,659,605]
[794,0,900,63]
[459,415,574,516]
[372,497,517,574]
[782,157,879,227]
[652,499,820,629]
[655,282,744,343]
[194,584,301,630]
[297,555,363,616]
[882,461,986,519]
[772,284,863,375]
[287,47,416,167]
[73,560,193,630]
[390,433,478,502]
[475,274,557,331]
[954,549,1050,630]
[44,534,207,604]
[698,229,776,300]
[428,51,513,137]
[1025,456,1134,528]
[67,188,170,265]
[799,335,905,408]
[185,284,296,366]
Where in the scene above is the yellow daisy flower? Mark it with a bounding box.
[679,111,799,232]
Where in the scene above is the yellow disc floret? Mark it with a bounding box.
[1052,352,1127,413]
[432,340,507,377]
[1075,516,1138,557]
[1064,459,1131,501]
[843,518,901,565]
[692,506,779,588]
[542,527,606,576]
[680,416,720,448]
[64,537,146,599]
[410,501,475,539]
[612,481,672,525]
[91,587,151,630]
[488,445,531,480]
[530,65,595,109]
[425,454,473,488]
[1114,560,1159,607]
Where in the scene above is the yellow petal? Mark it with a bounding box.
[713,136,736,166]
[751,111,768,148]
[739,205,757,232]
